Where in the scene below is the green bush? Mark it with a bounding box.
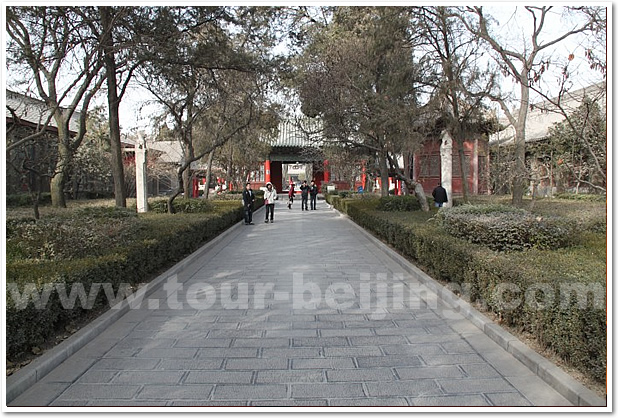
[76,206,137,219]
[330,197,606,383]
[437,204,577,251]
[6,202,246,359]
[377,195,422,212]
[149,198,215,213]
[6,193,52,207]
[554,192,606,202]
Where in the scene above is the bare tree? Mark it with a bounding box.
[6,6,106,208]
[460,6,596,205]
[412,6,498,202]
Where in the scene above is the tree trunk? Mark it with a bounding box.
[99,7,127,208]
[203,149,215,199]
[455,135,470,203]
[50,136,71,208]
[183,167,191,199]
[379,151,389,197]
[512,82,530,206]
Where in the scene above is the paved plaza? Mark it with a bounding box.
[7,198,595,407]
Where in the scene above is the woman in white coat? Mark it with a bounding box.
[263,182,277,223]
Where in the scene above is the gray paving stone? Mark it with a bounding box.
[112,370,185,384]
[207,329,264,338]
[137,385,213,400]
[326,368,396,382]
[349,335,409,346]
[157,359,223,370]
[256,370,324,383]
[232,337,290,347]
[174,338,232,348]
[261,347,322,359]
[76,370,118,384]
[224,358,288,370]
[39,357,97,383]
[291,383,365,399]
[170,400,248,406]
[136,348,198,358]
[292,358,356,370]
[409,394,492,406]
[251,399,328,406]
[265,329,319,337]
[319,328,374,337]
[197,347,258,358]
[356,356,423,368]
[10,383,71,406]
[381,344,444,356]
[184,371,253,384]
[92,358,160,370]
[329,397,409,406]
[422,353,485,366]
[396,366,465,380]
[212,384,288,400]
[486,392,533,406]
[58,384,142,400]
[323,346,383,357]
[438,378,516,394]
[88,400,169,406]
[366,380,443,397]
[292,321,344,329]
[292,337,349,347]
[459,363,502,378]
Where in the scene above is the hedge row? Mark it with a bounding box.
[6,193,52,207]
[327,195,606,383]
[436,204,577,251]
[6,199,258,358]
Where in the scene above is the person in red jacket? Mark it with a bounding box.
[287,181,295,209]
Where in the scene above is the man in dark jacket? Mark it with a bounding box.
[309,180,318,210]
[242,182,255,224]
[300,181,309,211]
[432,183,448,208]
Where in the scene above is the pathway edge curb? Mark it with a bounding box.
[5,214,250,405]
[330,206,605,407]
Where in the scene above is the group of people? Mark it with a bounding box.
[242,180,319,225]
[286,180,318,212]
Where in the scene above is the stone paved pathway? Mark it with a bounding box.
[9,197,573,407]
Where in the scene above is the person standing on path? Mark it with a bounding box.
[264,182,277,223]
[432,183,448,208]
[309,180,318,210]
[242,182,255,225]
[287,181,295,209]
[300,180,309,211]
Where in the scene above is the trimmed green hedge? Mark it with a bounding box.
[377,195,422,212]
[329,196,606,383]
[6,199,258,359]
[437,204,577,251]
[6,193,52,207]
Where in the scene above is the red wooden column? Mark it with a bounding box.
[361,160,367,190]
[323,159,330,183]
[264,159,271,183]
[192,177,199,197]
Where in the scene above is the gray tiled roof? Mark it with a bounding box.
[6,89,81,133]
[272,118,323,148]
